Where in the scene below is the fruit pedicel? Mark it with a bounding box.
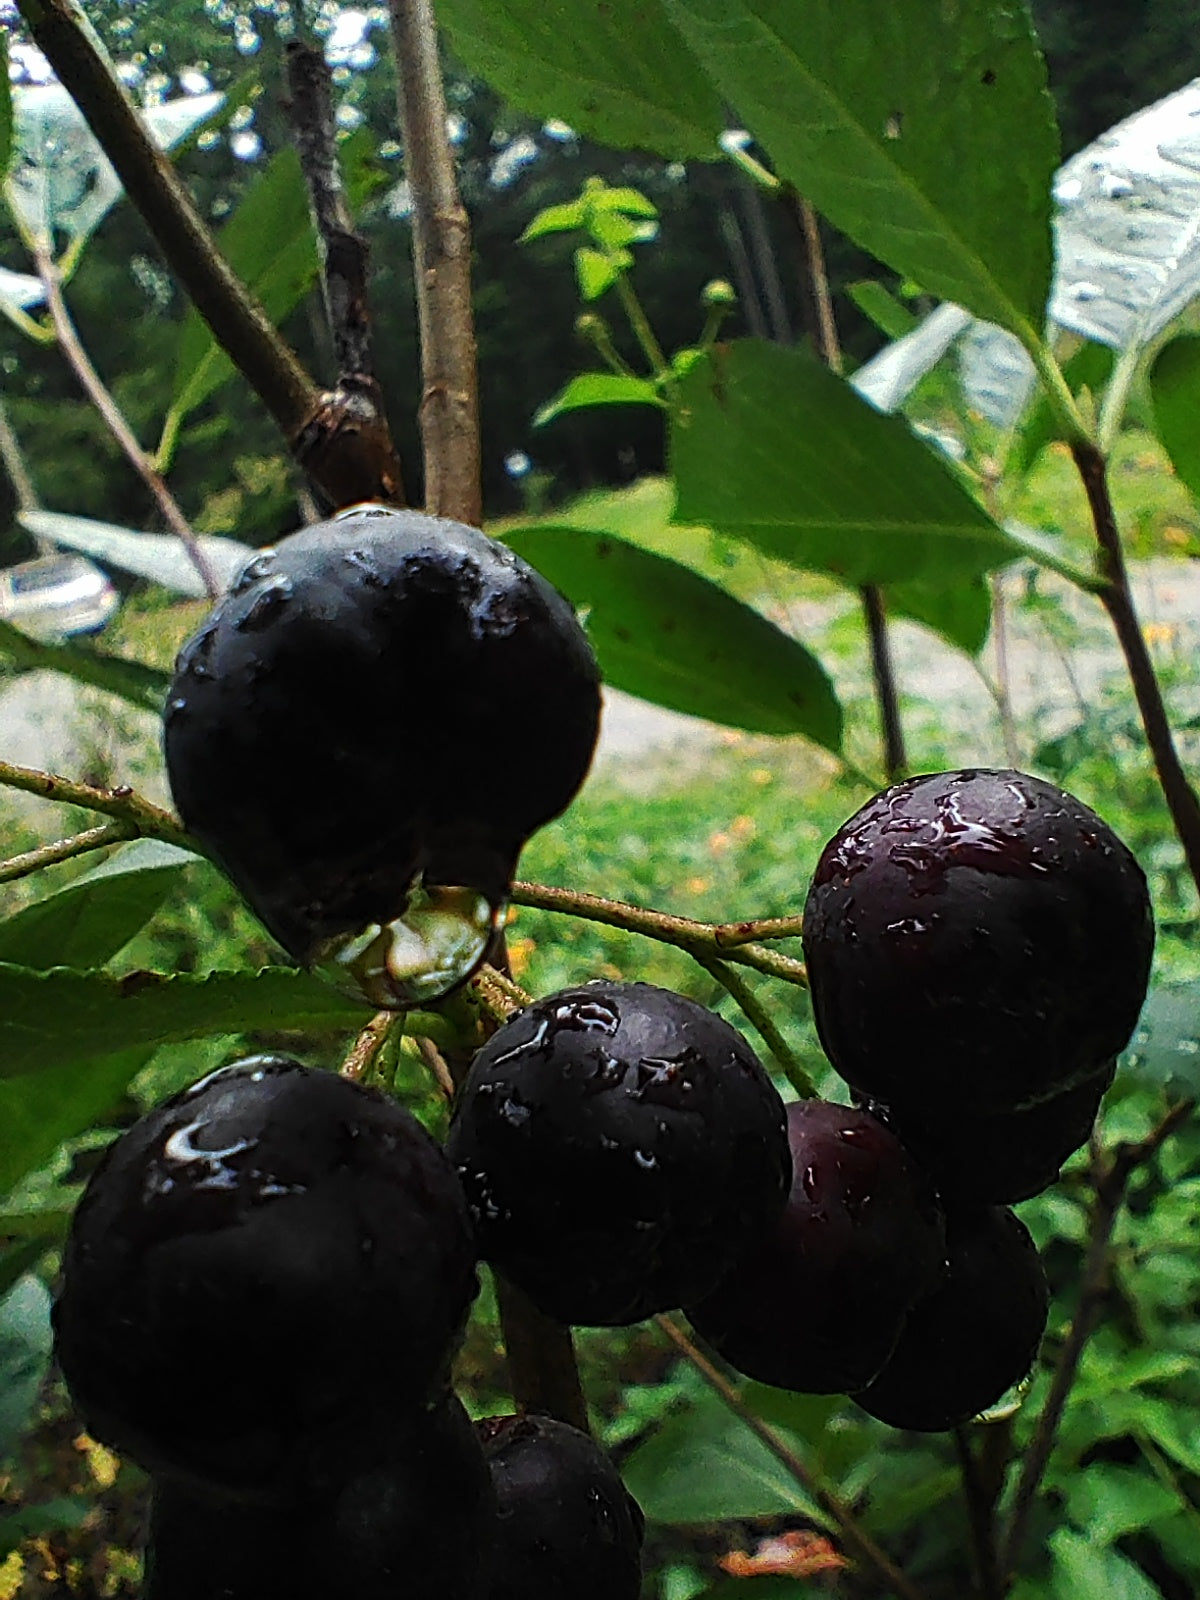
[52,491,1154,1600]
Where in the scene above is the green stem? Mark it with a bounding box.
[510,880,809,987]
[696,954,815,1096]
[0,822,131,885]
[0,759,193,849]
[615,277,670,383]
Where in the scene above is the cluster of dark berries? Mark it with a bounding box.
[54,1057,644,1600]
[688,768,1154,1429]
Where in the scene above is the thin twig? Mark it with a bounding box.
[713,913,805,947]
[340,1009,397,1083]
[31,238,220,598]
[1072,441,1200,899]
[999,1098,1196,1579]
[0,821,131,885]
[785,191,906,781]
[656,1315,929,1600]
[0,759,193,848]
[696,954,815,1097]
[953,1426,1001,1600]
[415,1034,455,1101]
[14,0,317,449]
[283,41,405,507]
[511,881,809,987]
[388,0,480,524]
[0,395,40,516]
[495,1275,591,1434]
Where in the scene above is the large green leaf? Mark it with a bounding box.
[0,839,197,971]
[671,342,1018,586]
[0,1047,153,1197]
[621,1392,821,1523]
[0,965,373,1080]
[160,130,386,460]
[887,575,992,656]
[0,1499,91,1560]
[435,0,723,160]
[504,525,843,749]
[0,617,170,713]
[665,0,1057,339]
[0,1275,52,1461]
[1150,336,1200,506]
[1050,1530,1163,1600]
[1121,983,1200,1100]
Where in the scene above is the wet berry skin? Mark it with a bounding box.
[145,1393,497,1600]
[53,1057,479,1498]
[163,505,601,977]
[861,1057,1116,1205]
[447,981,792,1326]
[853,1205,1049,1432]
[803,769,1153,1116]
[686,1100,945,1393]
[478,1414,643,1600]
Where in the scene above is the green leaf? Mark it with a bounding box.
[1150,336,1200,505]
[847,281,919,341]
[0,1048,153,1197]
[1050,1530,1163,1600]
[0,1239,48,1301]
[1065,1465,1181,1547]
[0,1499,91,1560]
[621,1393,821,1523]
[0,839,197,971]
[886,575,992,656]
[161,131,385,460]
[503,525,843,749]
[1012,341,1114,477]
[520,198,588,242]
[671,342,1018,587]
[0,964,372,1080]
[0,617,170,714]
[535,374,664,428]
[435,0,724,160]
[665,0,1057,338]
[575,247,628,302]
[1121,983,1200,1099]
[0,1275,52,1461]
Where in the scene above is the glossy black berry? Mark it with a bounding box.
[687,1100,945,1393]
[447,981,792,1325]
[164,505,601,1005]
[861,1057,1115,1205]
[853,1205,1049,1431]
[145,1393,497,1600]
[803,769,1153,1116]
[478,1414,643,1600]
[53,1057,478,1497]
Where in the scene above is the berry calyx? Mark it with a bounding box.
[448,981,792,1325]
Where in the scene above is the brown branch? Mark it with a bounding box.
[511,880,809,987]
[283,41,406,507]
[784,190,906,780]
[999,1098,1196,1580]
[340,1009,396,1083]
[1072,441,1200,899]
[14,0,319,460]
[954,1426,1001,1600]
[31,238,220,599]
[0,821,131,885]
[657,1315,929,1600]
[0,758,193,848]
[388,0,480,523]
[694,954,815,1096]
